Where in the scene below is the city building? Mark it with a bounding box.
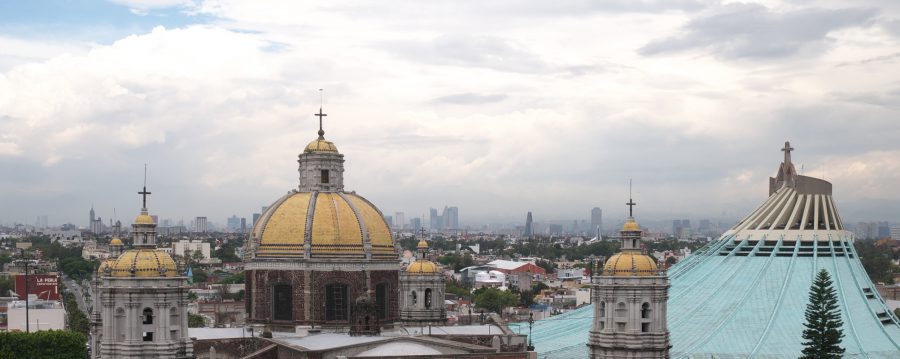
[92,180,193,358]
[442,206,459,230]
[194,217,208,233]
[527,142,900,357]
[591,207,602,234]
[409,217,422,232]
[524,212,534,238]
[7,299,65,332]
[588,196,669,358]
[172,240,211,260]
[429,208,441,230]
[672,219,691,239]
[394,212,406,230]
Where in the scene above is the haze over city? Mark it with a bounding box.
[3,0,900,226]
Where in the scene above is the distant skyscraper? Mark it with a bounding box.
[591,207,602,233]
[89,206,103,234]
[195,216,208,233]
[227,214,241,231]
[89,206,95,227]
[673,219,691,239]
[35,215,48,229]
[429,208,441,230]
[524,212,534,238]
[240,217,247,233]
[441,206,459,229]
[252,213,261,226]
[410,217,422,232]
[394,212,406,230]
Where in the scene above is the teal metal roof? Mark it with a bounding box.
[523,235,900,358]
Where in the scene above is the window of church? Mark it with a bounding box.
[617,323,625,331]
[600,321,605,330]
[411,291,417,305]
[424,288,432,309]
[599,301,606,316]
[273,284,293,321]
[375,283,388,319]
[115,308,125,341]
[321,169,330,184]
[170,307,179,324]
[143,308,154,324]
[641,302,650,319]
[142,332,154,342]
[615,302,626,318]
[642,323,650,332]
[325,283,348,321]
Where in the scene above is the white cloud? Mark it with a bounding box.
[2,1,900,226]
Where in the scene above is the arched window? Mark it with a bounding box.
[641,302,650,319]
[170,307,179,323]
[321,169,330,184]
[599,301,606,316]
[272,284,293,321]
[424,288,432,309]
[325,283,349,321]
[411,291,417,305]
[143,308,154,324]
[615,302,626,318]
[375,283,389,319]
[115,308,126,340]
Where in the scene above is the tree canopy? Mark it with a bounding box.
[473,287,518,314]
[0,330,86,359]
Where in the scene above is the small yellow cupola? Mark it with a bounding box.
[601,181,659,277]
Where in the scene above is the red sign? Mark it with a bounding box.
[14,274,60,301]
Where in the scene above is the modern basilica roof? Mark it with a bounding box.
[523,142,900,358]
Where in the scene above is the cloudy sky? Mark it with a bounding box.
[2,0,900,228]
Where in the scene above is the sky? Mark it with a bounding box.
[2,0,900,228]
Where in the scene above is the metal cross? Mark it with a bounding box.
[315,107,327,139]
[626,179,636,217]
[139,164,151,208]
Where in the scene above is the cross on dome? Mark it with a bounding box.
[138,164,151,209]
[626,179,636,217]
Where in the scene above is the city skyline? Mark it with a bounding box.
[3,1,900,224]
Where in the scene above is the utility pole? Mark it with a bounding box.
[18,248,31,333]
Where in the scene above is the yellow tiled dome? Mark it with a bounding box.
[252,191,395,259]
[417,239,429,249]
[406,260,441,275]
[98,259,116,275]
[110,237,123,246]
[622,217,641,232]
[602,252,658,276]
[134,213,154,225]
[108,249,178,277]
[304,139,338,153]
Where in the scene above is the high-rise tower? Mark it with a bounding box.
[524,212,534,238]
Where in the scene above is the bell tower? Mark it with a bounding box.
[297,106,345,192]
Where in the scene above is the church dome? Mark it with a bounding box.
[417,239,429,249]
[134,213,154,225]
[108,249,179,277]
[622,217,640,232]
[251,191,396,259]
[98,259,116,275]
[110,237,123,246]
[406,260,440,274]
[602,252,657,276]
[304,139,338,153]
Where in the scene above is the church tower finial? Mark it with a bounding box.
[316,89,327,140]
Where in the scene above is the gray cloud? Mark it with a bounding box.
[383,34,549,73]
[640,3,878,59]
[432,93,506,105]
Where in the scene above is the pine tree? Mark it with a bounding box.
[800,269,845,359]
